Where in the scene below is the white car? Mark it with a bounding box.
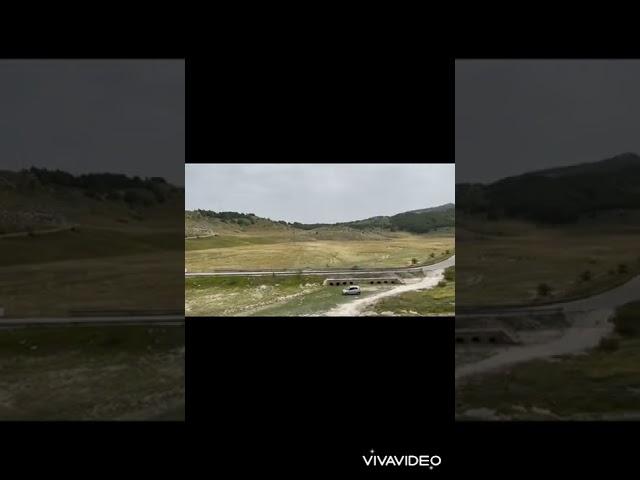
[342,285,361,295]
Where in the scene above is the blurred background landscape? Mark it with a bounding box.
[455,60,640,420]
[0,59,184,421]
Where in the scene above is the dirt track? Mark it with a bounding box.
[324,270,445,317]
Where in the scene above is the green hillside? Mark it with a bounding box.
[185,203,455,238]
[1,167,184,234]
[457,152,640,224]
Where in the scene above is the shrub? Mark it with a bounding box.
[598,337,620,352]
[618,263,628,274]
[444,267,455,282]
[580,270,592,282]
[537,283,552,297]
[613,302,640,337]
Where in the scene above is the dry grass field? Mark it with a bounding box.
[185,231,454,272]
[0,226,183,317]
[457,213,640,307]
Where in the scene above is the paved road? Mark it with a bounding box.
[185,255,455,277]
[459,273,640,317]
[0,315,184,327]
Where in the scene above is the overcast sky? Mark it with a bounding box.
[186,164,455,223]
[456,60,640,184]
[0,59,184,185]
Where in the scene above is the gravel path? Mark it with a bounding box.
[324,270,445,317]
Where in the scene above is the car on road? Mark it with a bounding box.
[342,285,361,295]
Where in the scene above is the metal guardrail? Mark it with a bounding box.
[0,315,184,327]
[68,309,184,317]
[456,306,565,317]
[186,255,455,275]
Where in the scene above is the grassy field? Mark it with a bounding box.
[1,173,184,317]
[457,213,640,307]
[185,226,454,316]
[0,225,184,317]
[0,226,183,266]
[1,251,183,317]
[456,301,640,419]
[186,231,454,271]
[185,274,390,316]
[374,267,455,315]
[0,325,184,420]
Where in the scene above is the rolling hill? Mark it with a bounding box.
[1,167,185,317]
[457,153,640,224]
[185,203,455,238]
[1,167,184,234]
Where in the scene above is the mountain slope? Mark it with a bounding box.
[457,153,640,224]
[1,168,184,233]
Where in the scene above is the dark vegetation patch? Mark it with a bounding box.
[613,301,640,338]
[24,167,182,207]
[186,274,311,290]
[457,153,640,224]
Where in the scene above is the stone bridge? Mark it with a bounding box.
[455,327,520,345]
[455,306,566,345]
[323,276,404,286]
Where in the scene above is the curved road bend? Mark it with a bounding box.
[456,273,640,382]
[185,255,455,277]
[325,256,455,316]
